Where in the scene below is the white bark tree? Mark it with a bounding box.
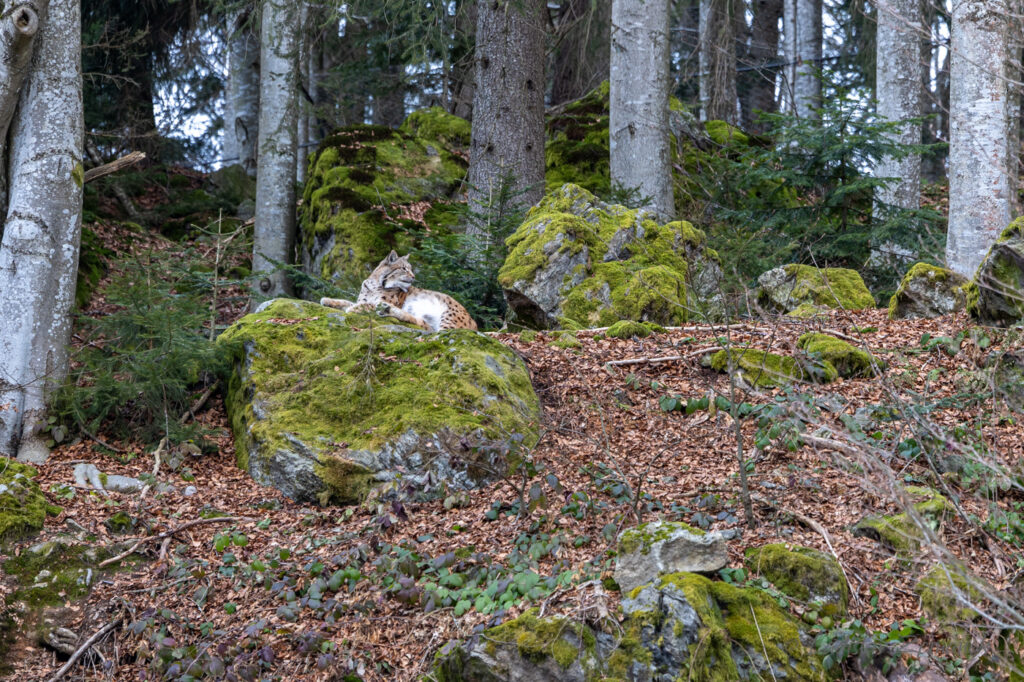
[0,0,84,463]
[947,0,1013,277]
[295,1,309,188]
[225,6,260,175]
[782,0,797,112]
[793,0,821,120]
[466,0,546,230]
[610,0,674,220]
[873,0,922,222]
[252,0,299,303]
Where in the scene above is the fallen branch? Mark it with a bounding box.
[604,347,724,368]
[45,616,123,682]
[83,150,146,184]
[180,383,217,424]
[98,516,241,568]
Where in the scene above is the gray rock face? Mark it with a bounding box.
[888,263,967,320]
[615,521,730,594]
[757,264,875,316]
[498,184,724,329]
[219,299,540,505]
[967,219,1024,325]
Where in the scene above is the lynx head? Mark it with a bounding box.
[368,250,415,292]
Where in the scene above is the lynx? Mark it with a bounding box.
[320,251,478,332]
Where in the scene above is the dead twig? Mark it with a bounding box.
[45,616,123,682]
[98,516,242,568]
[83,150,146,184]
[180,383,217,424]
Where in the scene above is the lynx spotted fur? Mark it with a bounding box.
[320,251,478,332]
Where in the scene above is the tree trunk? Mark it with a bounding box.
[550,0,612,105]
[610,0,674,220]
[0,4,40,216]
[0,0,84,462]
[466,0,546,234]
[252,0,299,303]
[296,2,309,187]
[782,0,797,112]
[947,0,1013,277]
[699,0,738,123]
[448,0,476,120]
[874,0,921,209]
[793,0,821,120]
[740,0,783,131]
[226,6,260,175]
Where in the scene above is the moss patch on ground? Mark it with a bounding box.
[709,348,837,387]
[760,264,875,314]
[219,299,539,504]
[483,608,598,670]
[915,563,982,624]
[0,458,61,543]
[853,486,954,555]
[744,544,849,617]
[605,320,665,339]
[797,332,882,379]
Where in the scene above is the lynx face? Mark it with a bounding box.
[365,250,415,294]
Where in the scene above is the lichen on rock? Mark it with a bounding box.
[218,298,539,505]
[797,332,882,379]
[888,262,967,320]
[0,458,61,542]
[743,544,849,617]
[615,521,727,594]
[499,183,723,329]
[757,264,875,315]
[708,348,837,387]
[966,217,1024,326]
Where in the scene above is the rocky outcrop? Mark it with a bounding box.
[0,457,61,542]
[853,486,953,555]
[888,263,967,320]
[797,332,883,379]
[614,521,730,594]
[757,264,875,317]
[498,184,724,329]
[218,299,539,505]
[298,109,470,287]
[966,217,1024,326]
[744,544,849,618]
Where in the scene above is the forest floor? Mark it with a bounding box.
[2,223,1022,681]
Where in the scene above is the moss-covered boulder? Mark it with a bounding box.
[744,544,849,618]
[853,486,954,555]
[218,299,539,504]
[298,111,470,287]
[708,348,837,387]
[615,521,729,594]
[498,184,723,329]
[915,563,981,624]
[888,262,967,320]
[757,264,875,315]
[966,217,1024,326]
[797,332,882,379]
[0,458,61,542]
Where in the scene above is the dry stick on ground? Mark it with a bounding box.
[98,516,242,568]
[45,616,123,682]
[605,347,725,367]
[180,383,217,424]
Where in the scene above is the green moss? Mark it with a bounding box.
[550,332,582,349]
[518,330,538,343]
[762,265,875,313]
[705,120,749,147]
[605,321,665,339]
[619,521,705,557]
[2,537,127,609]
[656,573,825,681]
[399,107,471,149]
[483,609,594,670]
[787,303,831,319]
[854,487,954,555]
[797,332,882,379]
[916,563,981,624]
[888,262,966,320]
[709,348,837,387]
[105,511,134,534]
[966,218,1024,325]
[744,544,849,617]
[219,299,539,504]
[0,458,61,543]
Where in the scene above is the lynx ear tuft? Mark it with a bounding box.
[386,250,399,263]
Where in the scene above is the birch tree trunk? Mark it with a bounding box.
[698,0,738,123]
[226,6,260,175]
[466,0,546,232]
[874,0,921,212]
[782,0,797,112]
[0,0,84,463]
[252,0,299,303]
[295,2,309,187]
[610,0,674,220]
[947,0,1013,277]
[794,0,821,120]
[0,4,40,215]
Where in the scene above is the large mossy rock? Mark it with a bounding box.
[967,217,1024,326]
[433,574,827,681]
[219,299,539,504]
[757,264,875,316]
[298,110,470,287]
[498,184,723,329]
[797,332,881,379]
[0,457,61,542]
[853,486,953,555]
[708,348,837,387]
[744,544,849,618]
[888,262,967,320]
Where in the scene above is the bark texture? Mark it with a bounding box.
[226,6,260,175]
[550,0,612,105]
[0,0,84,462]
[611,0,674,220]
[466,0,546,226]
[698,0,738,123]
[448,0,476,119]
[253,0,299,302]
[947,0,1013,277]
[793,0,821,119]
[740,0,783,131]
[782,0,797,112]
[874,0,921,211]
